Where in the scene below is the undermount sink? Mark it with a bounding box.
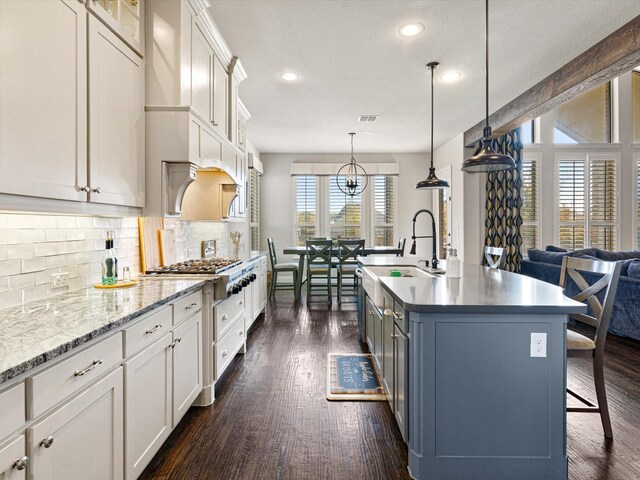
[361,266,438,309]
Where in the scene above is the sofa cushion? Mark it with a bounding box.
[628,260,640,280]
[545,245,567,252]
[594,248,640,261]
[527,248,571,265]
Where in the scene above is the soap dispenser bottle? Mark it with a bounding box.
[446,248,461,279]
[101,230,117,285]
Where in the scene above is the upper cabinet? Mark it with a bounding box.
[0,0,145,210]
[87,0,143,56]
[191,22,214,124]
[212,56,229,137]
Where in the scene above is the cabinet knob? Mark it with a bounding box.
[383,309,393,316]
[91,187,101,194]
[170,337,182,349]
[73,359,103,377]
[13,456,29,470]
[221,314,228,321]
[239,330,244,336]
[40,436,54,448]
[392,311,404,320]
[78,185,90,193]
[212,121,219,127]
[222,349,229,357]
[239,300,244,306]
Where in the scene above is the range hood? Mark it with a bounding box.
[163,162,239,220]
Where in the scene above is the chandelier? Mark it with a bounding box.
[336,132,368,197]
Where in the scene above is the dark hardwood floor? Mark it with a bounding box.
[140,294,640,480]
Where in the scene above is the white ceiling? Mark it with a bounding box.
[208,0,640,154]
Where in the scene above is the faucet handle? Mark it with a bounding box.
[418,259,430,267]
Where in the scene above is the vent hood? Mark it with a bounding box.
[163,162,239,220]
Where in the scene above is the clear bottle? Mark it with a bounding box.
[101,231,117,285]
[446,248,461,279]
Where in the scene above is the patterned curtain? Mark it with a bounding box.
[483,128,523,272]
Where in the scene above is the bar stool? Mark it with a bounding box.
[267,238,298,299]
[396,238,406,257]
[483,245,505,269]
[336,239,364,304]
[560,255,622,439]
[306,239,333,303]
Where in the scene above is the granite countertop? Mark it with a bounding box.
[379,262,587,314]
[0,279,208,385]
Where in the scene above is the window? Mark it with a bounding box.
[295,176,317,246]
[521,154,539,254]
[249,168,260,251]
[557,155,616,250]
[634,70,640,143]
[554,82,611,143]
[329,175,362,239]
[520,120,535,145]
[372,176,395,247]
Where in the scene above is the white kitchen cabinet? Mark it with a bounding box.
[86,0,144,56]
[124,332,172,480]
[172,313,202,427]
[0,0,87,203]
[229,76,239,145]
[212,56,229,137]
[191,21,214,124]
[27,368,124,480]
[0,436,27,480]
[89,15,144,207]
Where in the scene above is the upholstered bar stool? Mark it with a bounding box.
[267,238,299,299]
[306,239,333,303]
[336,239,364,304]
[483,245,505,269]
[560,255,622,439]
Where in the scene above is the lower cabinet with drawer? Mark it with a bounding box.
[0,435,28,480]
[213,292,246,380]
[27,368,124,480]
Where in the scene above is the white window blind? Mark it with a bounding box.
[373,176,395,246]
[557,155,616,251]
[328,175,362,239]
[295,176,317,246]
[249,169,260,251]
[521,155,538,254]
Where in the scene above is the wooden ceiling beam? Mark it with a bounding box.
[464,15,640,147]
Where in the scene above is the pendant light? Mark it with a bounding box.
[416,62,450,190]
[461,0,515,173]
[336,132,368,197]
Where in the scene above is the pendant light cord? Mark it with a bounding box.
[485,0,489,129]
[350,133,355,163]
[430,65,434,165]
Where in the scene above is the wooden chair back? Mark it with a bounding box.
[306,239,333,267]
[560,256,622,352]
[267,237,278,268]
[484,245,505,269]
[337,239,364,265]
[397,238,406,257]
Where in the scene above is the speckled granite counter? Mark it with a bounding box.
[0,279,207,385]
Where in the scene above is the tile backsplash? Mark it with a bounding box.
[0,213,229,309]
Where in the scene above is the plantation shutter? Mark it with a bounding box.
[249,169,260,250]
[589,158,616,250]
[558,160,585,250]
[520,157,538,253]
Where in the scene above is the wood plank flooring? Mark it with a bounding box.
[140,294,640,480]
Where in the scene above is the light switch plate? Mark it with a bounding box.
[530,332,547,358]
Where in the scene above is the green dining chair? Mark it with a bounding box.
[336,239,364,304]
[267,238,299,299]
[305,239,333,303]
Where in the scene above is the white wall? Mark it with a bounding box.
[260,152,434,260]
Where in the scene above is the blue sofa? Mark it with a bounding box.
[520,247,640,341]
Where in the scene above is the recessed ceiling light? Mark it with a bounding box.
[440,71,462,82]
[399,23,424,37]
[280,72,298,81]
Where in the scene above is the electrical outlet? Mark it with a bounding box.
[530,332,547,358]
[50,272,69,289]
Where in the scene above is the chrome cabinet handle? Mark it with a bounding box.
[74,359,102,376]
[13,456,29,470]
[184,302,198,310]
[222,349,228,357]
[170,337,182,348]
[91,187,101,194]
[145,324,163,334]
[392,311,404,320]
[40,436,54,448]
[383,308,393,316]
[78,185,90,193]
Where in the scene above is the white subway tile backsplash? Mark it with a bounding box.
[21,257,46,273]
[0,246,6,261]
[0,260,21,276]
[7,244,34,260]
[21,285,50,303]
[45,255,68,269]
[0,215,6,229]
[45,229,68,242]
[0,290,21,309]
[20,229,46,243]
[0,229,22,245]
[6,215,56,229]
[0,277,8,293]
[8,273,35,289]
[56,216,77,229]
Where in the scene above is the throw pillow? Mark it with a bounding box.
[594,248,640,261]
[627,260,640,280]
[527,248,571,266]
[545,245,567,252]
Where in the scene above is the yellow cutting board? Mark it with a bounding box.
[138,217,164,272]
[159,229,177,266]
[94,280,140,289]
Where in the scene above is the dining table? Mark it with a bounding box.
[282,245,403,300]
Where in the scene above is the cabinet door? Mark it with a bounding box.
[124,333,172,480]
[394,324,408,442]
[252,276,260,321]
[191,22,213,124]
[229,77,238,145]
[172,313,202,428]
[373,308,383,373]
[0,436,27,480]
[86,0,143,55]
[28,368,124,480]
[212,56,228,137]
[383,309,394,409]
[88,16,144,207]
[365,298,375,353]
[0,0,87,202]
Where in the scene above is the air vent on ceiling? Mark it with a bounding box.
[358,115,379,122]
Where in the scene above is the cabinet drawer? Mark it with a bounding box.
[28,333,122,419]
[0,435,27,480]
[173,291,202,326]
[215,294,245,341]
[123,306,172,357]
[0,383,25,440]
[215,317,245,380]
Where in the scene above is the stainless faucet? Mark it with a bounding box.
[410,209,439,269]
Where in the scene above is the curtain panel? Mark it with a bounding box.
[483,128,524,272]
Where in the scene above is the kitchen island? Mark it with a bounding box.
[357,256,586,480]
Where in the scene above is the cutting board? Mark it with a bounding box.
[138,217,164,272]
[159,229,177,266]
